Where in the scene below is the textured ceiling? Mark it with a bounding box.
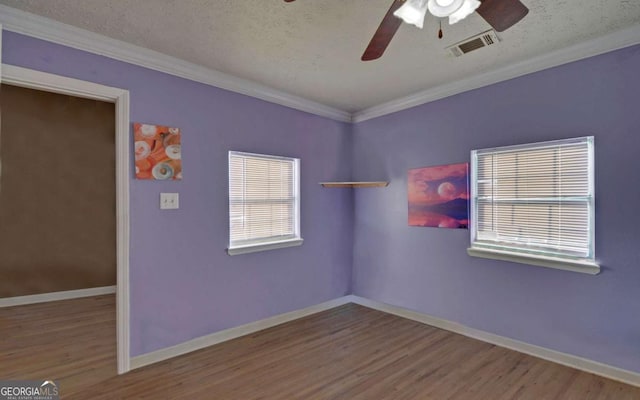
[1,0,640,112]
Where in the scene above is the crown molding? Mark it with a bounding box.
[352,24,640,123]
[2,5,639,125]
[0,5,352,123]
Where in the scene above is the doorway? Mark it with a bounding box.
[0,65,131,374]
[0,83,116,296]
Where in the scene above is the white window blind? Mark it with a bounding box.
[470,137,596,269]
[228,151,301,254]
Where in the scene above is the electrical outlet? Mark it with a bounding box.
[160,193,179,209]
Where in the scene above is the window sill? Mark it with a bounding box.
[227,238,304,256]
[467,247,600,275]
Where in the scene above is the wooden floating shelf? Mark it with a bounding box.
[319,181,389,188]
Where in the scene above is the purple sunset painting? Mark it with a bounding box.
[408,163,469,229]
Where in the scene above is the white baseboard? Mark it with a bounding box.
[128,293,640,387]
[0,285,116,308]
[349,295,640,388]
[130,295,353,370]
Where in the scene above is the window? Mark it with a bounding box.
[468,137,599,274]
[227,151,302,255]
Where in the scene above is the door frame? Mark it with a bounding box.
[1,64,132,374]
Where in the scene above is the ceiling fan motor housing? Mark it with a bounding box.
[428,0,465,17]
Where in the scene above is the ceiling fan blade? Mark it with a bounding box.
[361,0,405,61]
[284,0,296,2]
[476,0,529,32]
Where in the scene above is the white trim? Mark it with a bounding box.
[0,286,116,308]
[115,81,131,376]
[227,238,304,256]
[130,293,640,387]
[352,24,640,122]
[0,5,351,123]
[467,247,601,275]
[227,151,303,256]
[467,136,599,275]
[130,295,352,370]
[0,23,3,84]
[3,6,640,124]
[2,64,126,100]
[349,295,640,388]
[1,64,132,374]
[0,24,3,193]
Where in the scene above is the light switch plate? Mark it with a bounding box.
[160,193,179,209]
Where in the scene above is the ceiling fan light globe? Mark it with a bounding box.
[448,0,481,24]
[427,0,464,18]
[393,0,429,29]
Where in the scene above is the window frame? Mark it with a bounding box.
[467,137,600,275]
[227,151,303,256]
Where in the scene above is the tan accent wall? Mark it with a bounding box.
[0,84,116,297]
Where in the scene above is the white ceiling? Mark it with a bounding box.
[1,0,640,113]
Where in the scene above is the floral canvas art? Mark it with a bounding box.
[408,162,469,229]
[134,123,182,180]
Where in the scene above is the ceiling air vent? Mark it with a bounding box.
[447,30,500,57]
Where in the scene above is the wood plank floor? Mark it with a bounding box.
[0,295,116,397]
[1,296,639,399]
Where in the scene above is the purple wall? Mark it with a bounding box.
[351,44,640,373]
[4,28,640,374]
[2,32,353,356]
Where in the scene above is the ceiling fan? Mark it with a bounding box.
[284,0,528,61]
